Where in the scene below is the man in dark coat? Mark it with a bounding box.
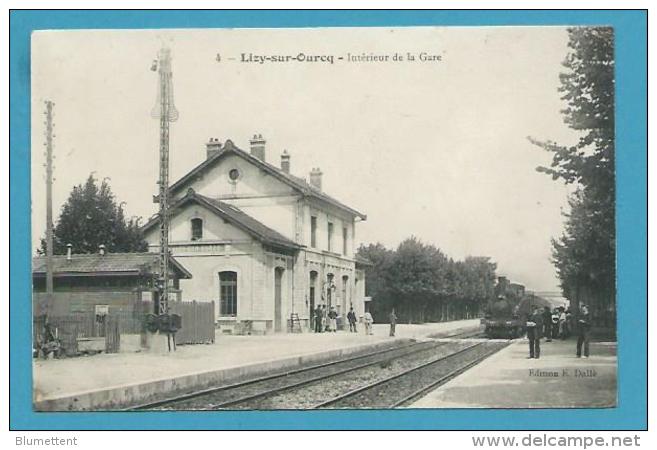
[314,305,323,333]
[576,304,591,358]
[526,307,544,359]
[347,307,357,332]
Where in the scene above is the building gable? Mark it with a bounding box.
[160,200,254,243]
[172,151,297,202]
[142,190,301,251]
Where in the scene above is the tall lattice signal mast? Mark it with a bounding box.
[151,47,179,315]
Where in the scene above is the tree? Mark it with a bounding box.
[356,238,497,323]
[40,174,148,255]
[461,256,498,305]
[530,27,614,190]
[356,242,395,320]
[386,237,448,323]
[529,27,615,324]
[551,189,615,321]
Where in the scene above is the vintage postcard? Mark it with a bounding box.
[11,11,646,432]
[28,26,618,412]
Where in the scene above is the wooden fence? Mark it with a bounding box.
[135,300,216,345]
[371,299,482,324]
[33,300,215,356]
[104,315,120,353]
[33,314,123,356]
[169,301,215,345]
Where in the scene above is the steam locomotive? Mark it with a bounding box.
[481,277,552,339]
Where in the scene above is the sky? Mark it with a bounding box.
[31,26,580,293]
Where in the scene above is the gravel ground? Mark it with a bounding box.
[322,341,510,408]
[235,341,476,410]
[150,339,442,410]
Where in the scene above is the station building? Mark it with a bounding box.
[142,136,369,334]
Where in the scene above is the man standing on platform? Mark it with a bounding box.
[347,307,357,333]
[321,304,328,332]
[576,304,591,358]
[526,307,543,359]
[314,305,323,333]
[389,308,398,337]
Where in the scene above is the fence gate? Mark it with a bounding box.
[104,315,121,353]
[170,301,215,344]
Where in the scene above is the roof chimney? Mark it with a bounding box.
[66,243,72,261]
[99,244,106,256]
[249,134,266,161]
[206,137,222,160]
[309,167,323,190]
[281,150,290,174]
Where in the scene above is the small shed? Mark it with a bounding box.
[32,252,192,318]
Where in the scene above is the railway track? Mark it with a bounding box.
[314,341,508,408]
[133,339,447,410]
[442,329,487,339]
[431,327,487,339]
[133,333,505,411]
[228,340,486,410]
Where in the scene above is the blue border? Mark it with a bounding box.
[10,10,647,430]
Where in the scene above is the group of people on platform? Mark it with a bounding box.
[525,304,592,359]
[312,305,398,337]
[312,304,340,333]
[542,305,572,341]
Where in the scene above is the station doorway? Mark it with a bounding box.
[274,267,284,332]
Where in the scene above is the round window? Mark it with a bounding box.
[228,169,240,181]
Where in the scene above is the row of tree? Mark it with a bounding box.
[530,27,616,328]
[356,238,497,324]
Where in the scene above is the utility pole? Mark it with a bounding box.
[44,100,55,322]
[151,48,179,315]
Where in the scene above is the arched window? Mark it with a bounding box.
[219,271,237,316]
[191,218,203,241]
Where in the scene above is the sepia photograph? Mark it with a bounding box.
[29,25,618,413]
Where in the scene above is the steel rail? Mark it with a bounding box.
[435,327,486,339]
[205,340,450,410]
[444,330,486,339]
[390,342,510,407]
[130,339,430,410]
[311,341,487,409]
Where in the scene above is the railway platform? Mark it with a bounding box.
[410,337,617,408]
[33,319,481,411]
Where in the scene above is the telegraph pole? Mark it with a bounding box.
[151,48,179,315]
[44,100,55,321]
